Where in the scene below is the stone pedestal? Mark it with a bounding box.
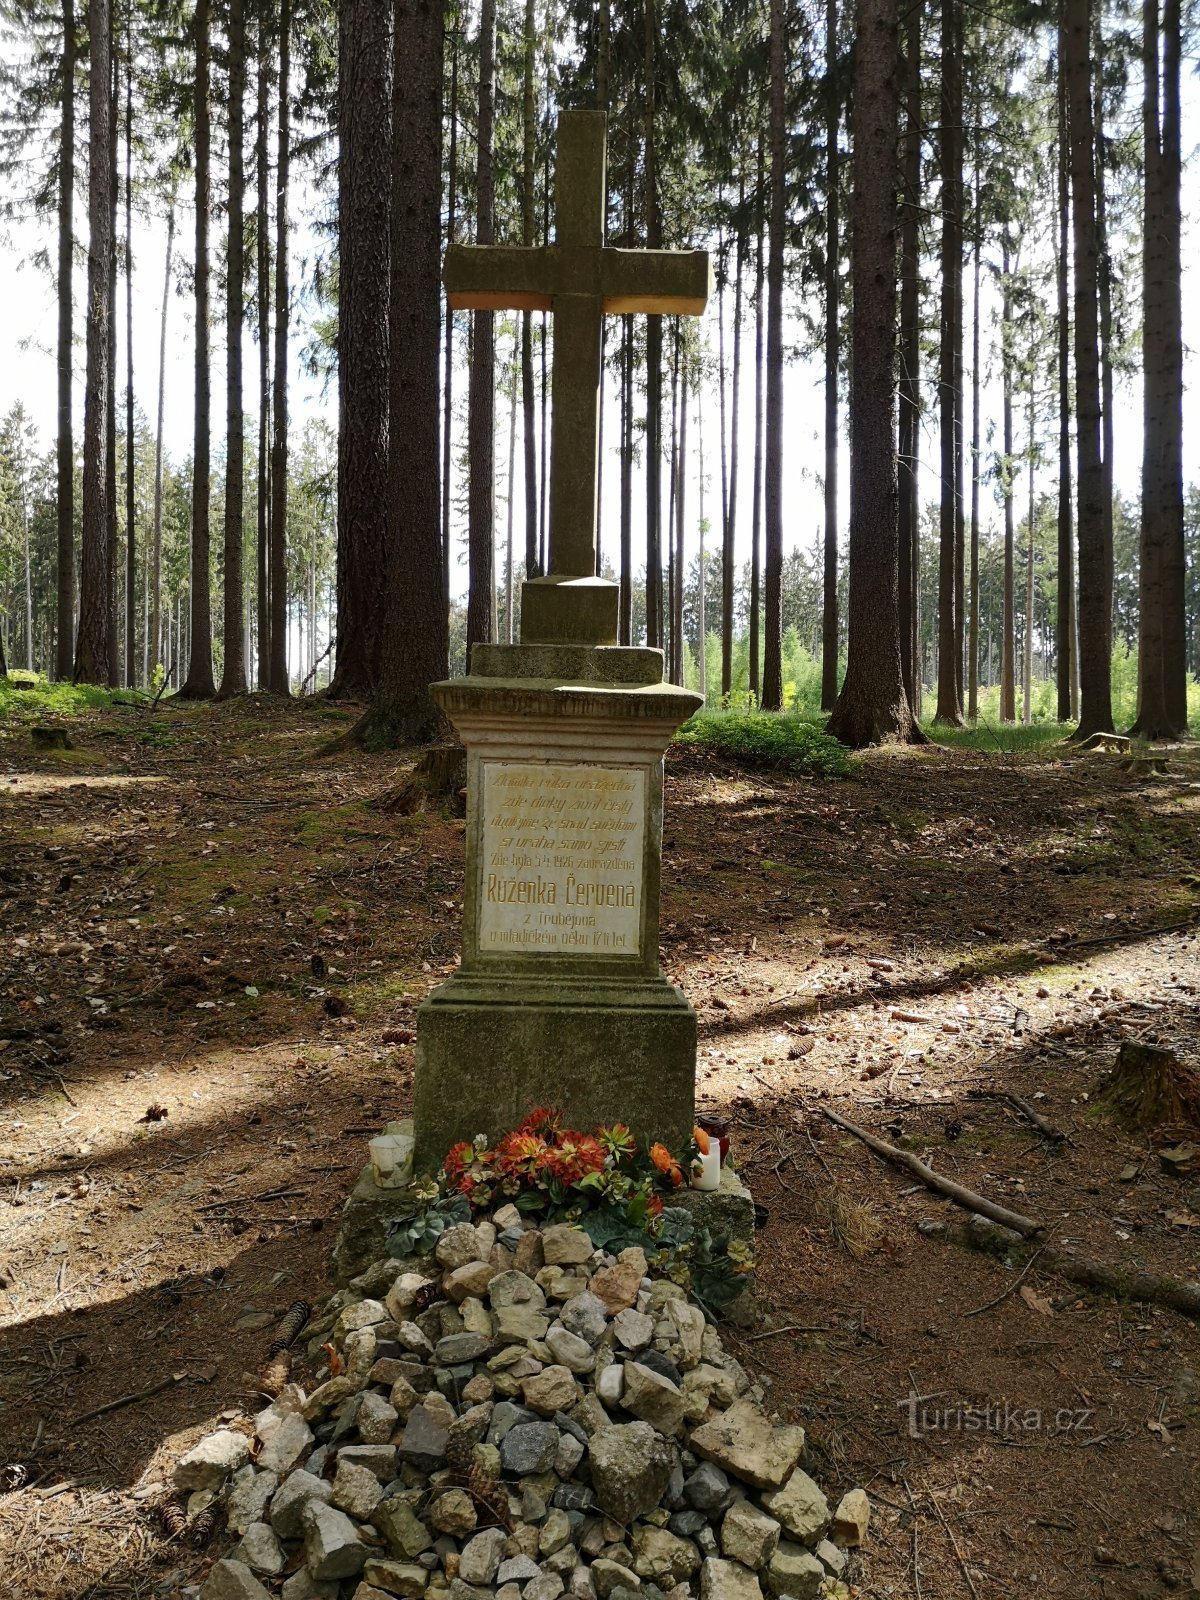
[412,640,701,1173]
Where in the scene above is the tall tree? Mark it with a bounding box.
[55,0,75,679]
[180,0,215,697]
[75,0,113,684]
[897,0,920,711]
[760,0,784,710]
[150,180,174,680]
[329,0,392,699]
[643,0,664,648]
[826,0,921,745]
[123,4,134,686]
[465,0,496,662]
[255,6,271,688]
[521,0,538,583]
[934,0,964,724]
[820,0,839,711]
[1064,0,1112,737]
[748,137,764,701]
[441,17,459,618]
[360,0,446,743]
[999,239,1017,721]
[1055,40,1076,721]
[1133,0,1185,736]
[218,0,248,697]
[268,0,291,695]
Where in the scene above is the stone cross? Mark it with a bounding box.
[445,108,710,587]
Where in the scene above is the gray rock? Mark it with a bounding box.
[302,1500,368,1582]
[559,1292,609,1347]
[590,1561,641,1600]
[435,1223,487,1270]
[372,1495,434,1559]
[236,1522,286,1577]
[539,1508,573,1556]
[496,1555,542,1586]
[499,1421,560,1475]
[523,1365,580,1415]
[526,1574,566,1600]
[459,1527,509,1585]
[763,1542,823,1598]
[545,1546,581,1578]
[337,1445,399,1481]
[554,1431,585,1479]
[689,1401,805,1492]
[281,1572,339,1600]
[815,1539,846,1577]
[488,1270,546,1309]
[397,1322,435,1357]
[631,1527,701,1582]
[448,1580,492,1600]
[363,1557,429,1595]
[612,1311,654,1353]
[596,1365,624,1407]
[448,1402,494,1449]
[696,1527,719,1558]
[226,1470,278,1534]
[199,1559,273,1600]
[552,1483,595,1514]
[568,1568,596,1600]
[359,1392,401,1444]
[621,1362,686,1436]
[494,1304,551,1343]
[699,1558,762,1600]
[175,1430,251,1491]
[398,1405,449,1470]
[332,1460,384,1520]
[759,1471,829,1545]
[554,1411,589,1446]
[588,1424,673,1526]
[487,1401,536,1443]
[335,1299,389,1337]
[546,1326,598,1374]
[258,1413,316,1477]
[635,1349,682,1388]
[542,1226,594,1266]
[719,1503,780,1571]
[270,1470,334,1540]
[668,1511,706,1539]
[429,1487,477,1537]
[435,1332,492,1365]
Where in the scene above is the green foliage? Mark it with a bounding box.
[387,1192,472,1258]
[0,673,144,719]
[675,710,851,779]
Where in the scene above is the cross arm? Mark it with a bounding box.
[600,248,712,316]
[444,243,554,312]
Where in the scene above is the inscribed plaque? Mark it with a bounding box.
[478,762,646,955]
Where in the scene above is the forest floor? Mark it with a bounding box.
[1,687,1198,1600]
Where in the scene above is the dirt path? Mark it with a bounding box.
[1,695,1198,1599]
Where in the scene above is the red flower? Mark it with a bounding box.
[647,1191,664,1217]
[444,1141,474,1178]
[495,1130,552,1179]
[520,1106,563,1138]
[544,1133,605,1185]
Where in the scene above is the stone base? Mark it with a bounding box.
[520,574,619,646]
[331,1164,425,1285]
[412,973,696,1174]
[673,1162,755,1247]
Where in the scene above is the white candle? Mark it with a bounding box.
[691,1145,721,1192]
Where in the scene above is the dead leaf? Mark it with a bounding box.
[1019,1285,1055,1317]
[1147,1418,1174,1444]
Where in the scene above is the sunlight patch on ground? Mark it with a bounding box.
[1,773,169,796]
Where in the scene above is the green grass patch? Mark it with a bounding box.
[674,712,852,779]
[924,718,1073,754]
[1,673,147,720]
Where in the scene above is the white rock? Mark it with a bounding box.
[386,1273,437,1320]
[302,1500,368,1582]
[700,1557,763,1600]
[257,1412,315,1476]
[270,1470,334,1540]
[332,1459,384,1520]
[459,1527,509,1585]
[199,1559,273,1600]
[719,1502,780,1570]
[226,1471,278,1534]
[596,1364,624,1407]
[175,1430,251,1491]
[236,1521,286,1576]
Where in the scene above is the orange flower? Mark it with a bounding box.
[520,1106,563,1138]
[495,1129,551,1179]
[444,1141,474,1178]
[693,1126,710,1155]
[650,1142,684,1188]
[545,1133,605,1184]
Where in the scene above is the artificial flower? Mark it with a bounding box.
[649,1142,684,1188]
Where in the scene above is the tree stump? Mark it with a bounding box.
[376,744,467,818]
[1096,1039,1200,1133]
[31,726,73,751]
[1078,731,1130,752]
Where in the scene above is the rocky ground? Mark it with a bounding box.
[179,1213,864,1600]
[1,692,1199,1599]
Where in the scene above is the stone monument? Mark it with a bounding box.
[411,108,711,1174]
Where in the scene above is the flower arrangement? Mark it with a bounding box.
[388,1107,753,1310]
[440,1106,694,1227]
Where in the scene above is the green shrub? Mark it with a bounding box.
[674,710,851,778]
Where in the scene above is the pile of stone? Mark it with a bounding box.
[183,1211,868,1600]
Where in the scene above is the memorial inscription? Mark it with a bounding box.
[478,762,646,955]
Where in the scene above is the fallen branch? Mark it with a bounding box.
[968,1088,1067,1144]
[72,1373,181,1424]
[918,1217,1200,1321]
[809,1106,1044,1238]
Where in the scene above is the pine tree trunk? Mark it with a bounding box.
[269,0,291,695]
[728,214,744,695]
[505,331,518,642]
[218,0,248,697]
[329,0,391,700]
[55,0,75,679]
[466,0,497,665]
[643,0,664,649]
[674,361,688,687]
[967,118,981,720]
[717,229,731,695]
[123,11,135,686]
[748,141,764,701]
[181,0,216,697]
[441,27,459,620]
[1023,381,1035,723]
[761,0,785,711]
[1159,0,1185,730]
[256,15,271,689]
[105,40,118,687]
[1064,0,1113,737]
[697,395,707,701]
[1055,39,1075,722]
[75,0,113,685]
[521,0,538,582]
[619,314,632,644]
[357,0,446,745]
[897,0,920,716]
[820,0,839,711]
[825,0,921,746]
[934,0,963,725]
[1000,249,1016,722]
